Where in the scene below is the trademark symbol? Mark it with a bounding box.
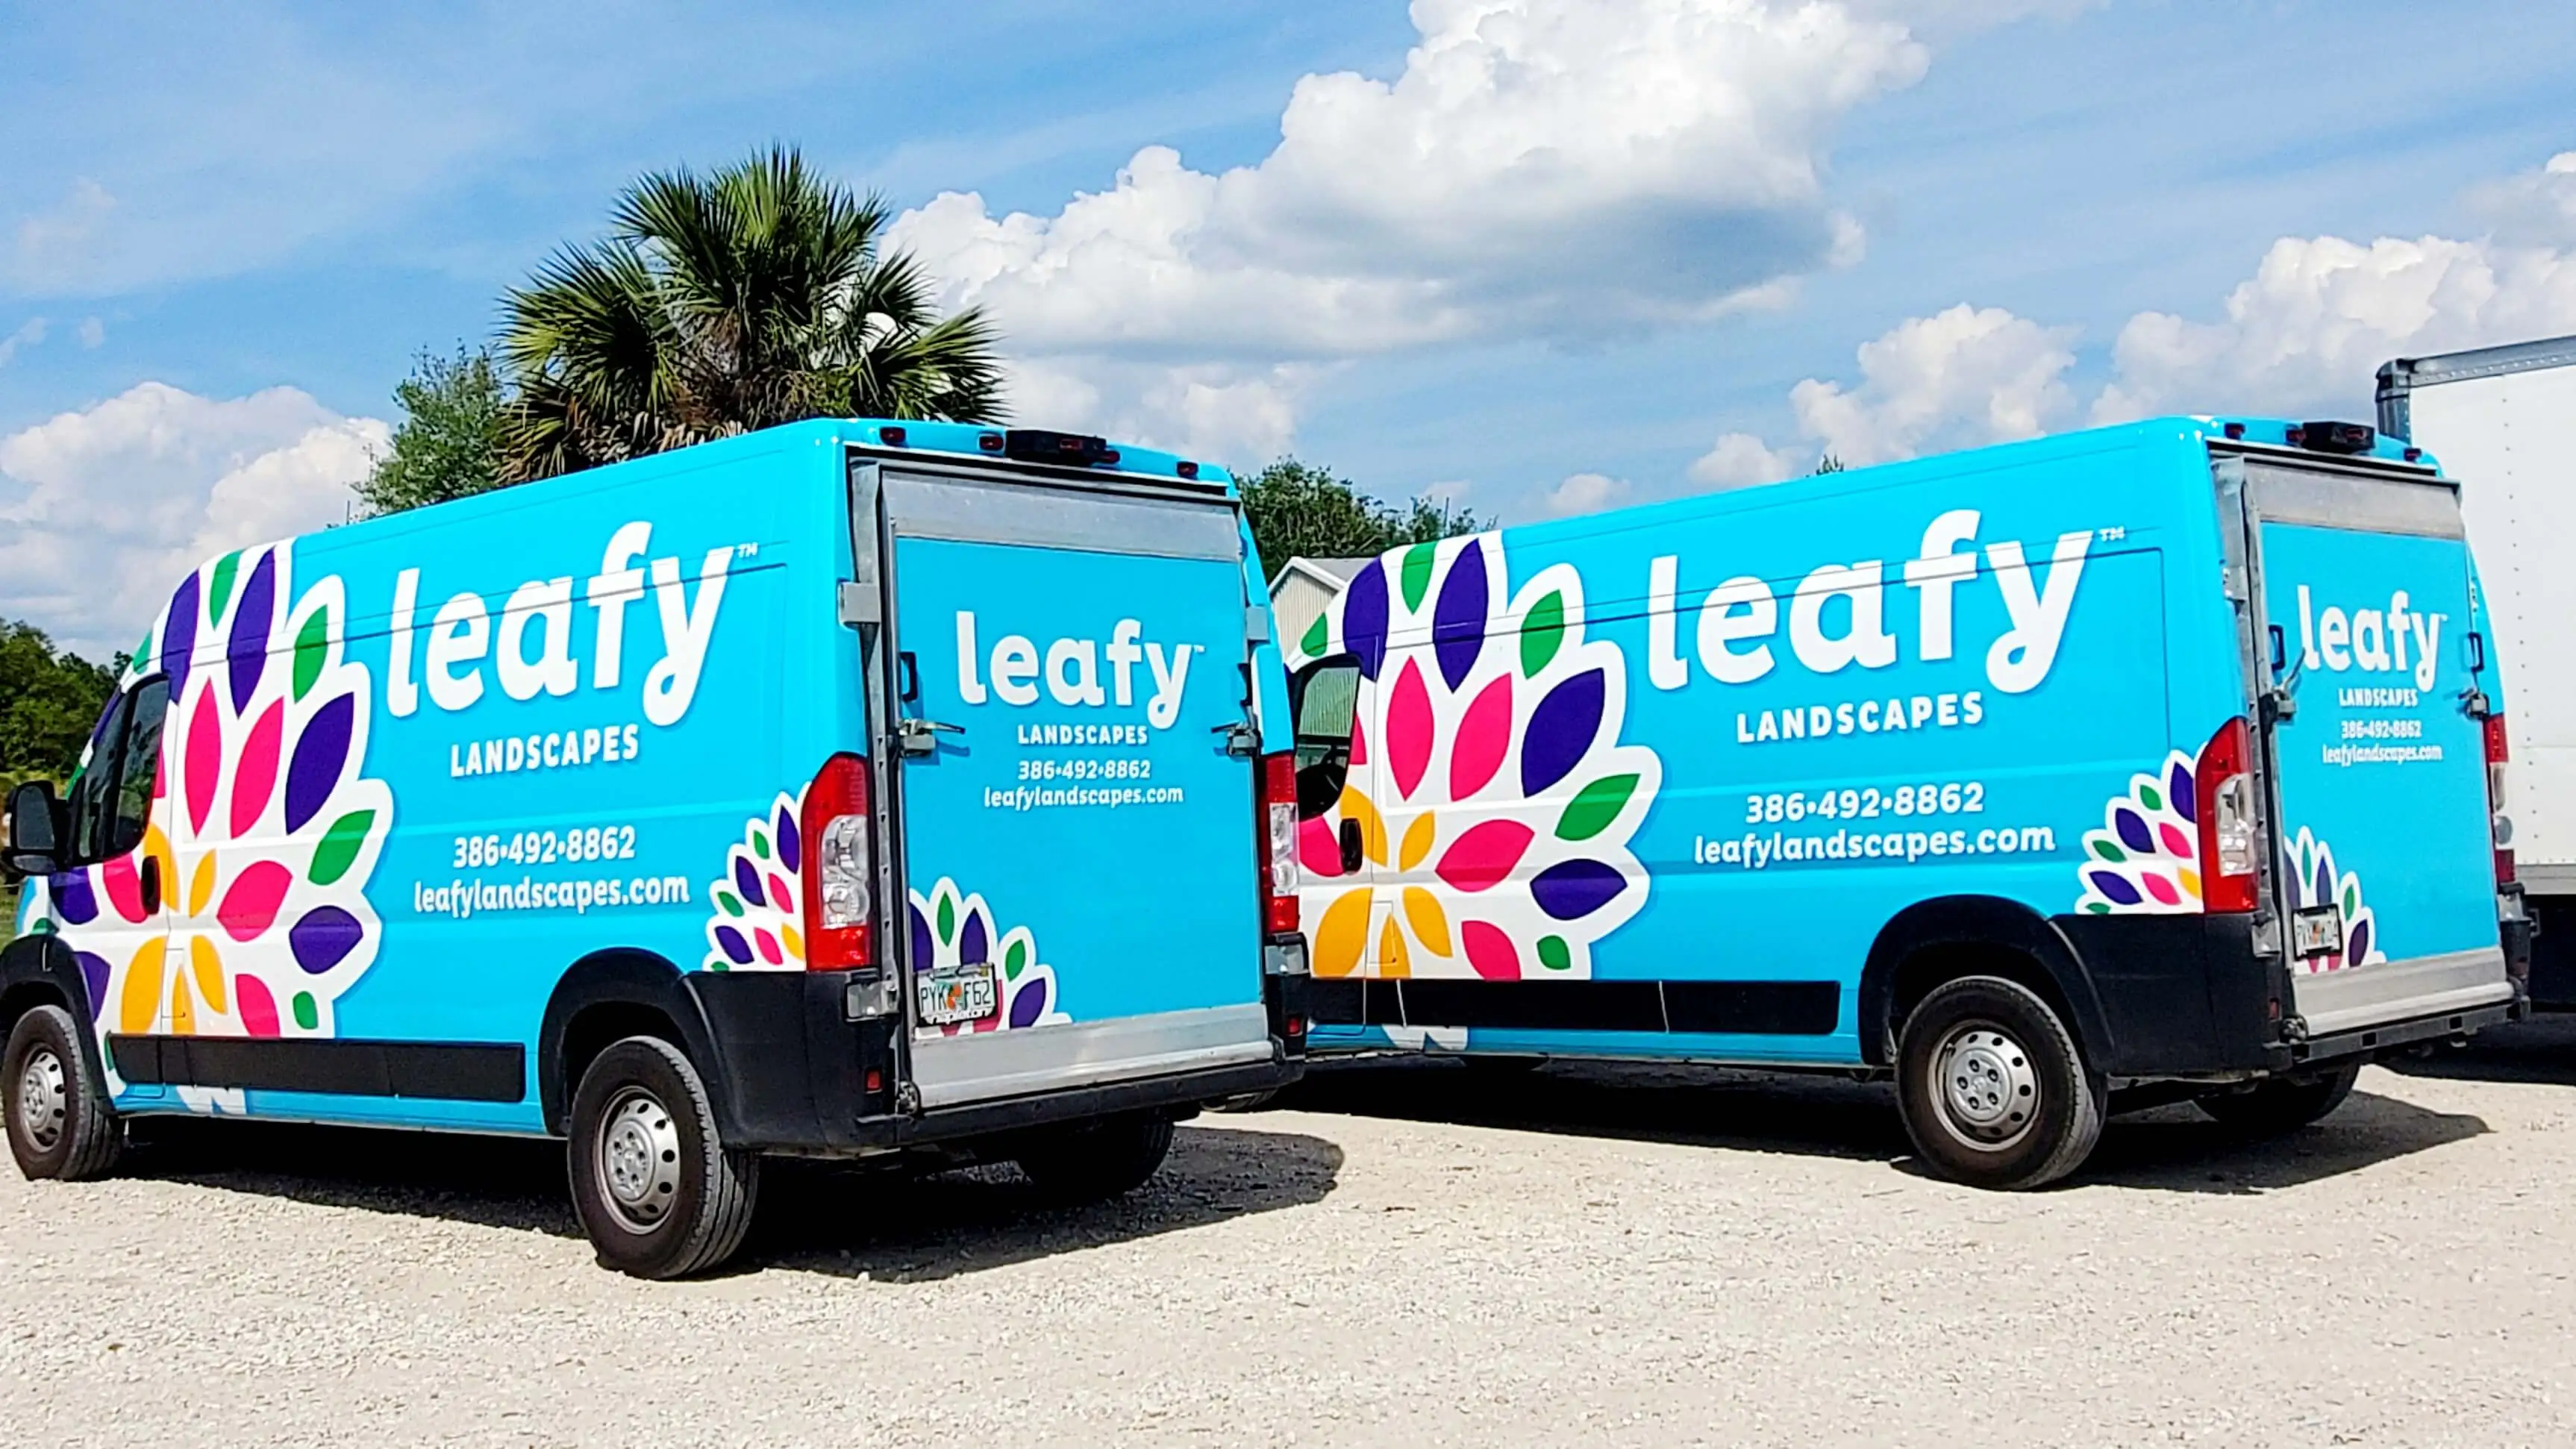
[737,542,760,560]
[2096,525,2127,543]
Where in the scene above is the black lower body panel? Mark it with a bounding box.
[108,1034,525,1102]
[1301,977,1838,1036]
[2048,912,2287,1077]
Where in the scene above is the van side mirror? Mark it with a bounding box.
[5,780,62,877]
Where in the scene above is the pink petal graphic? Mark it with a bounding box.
[1350,713,1368,768]
[2157,822,2192,858]
[1461,920,1521,980]
[231,699,284,839]
[1300,815,1343,877]
[1435,819,1534,893]
[2140,872,2181,907]
[218,860,293,942]
[101,853,146,924]
[184,684,222,833]
[1388,657,1431,801]
[755,929,783,966]
[237,973,281,1037]
[1450,675,1512,800]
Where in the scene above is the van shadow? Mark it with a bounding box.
[1270,1057,2483,1195]
[2378,1012,2576,1086]
[123,1118,1342,1282]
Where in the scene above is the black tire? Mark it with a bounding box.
[566,1036,760,1280]
[1014,1114,1175,1204]
[2195,1065,2360,1135]
[1895,975,2104,1190]
[3,1004,122,1181]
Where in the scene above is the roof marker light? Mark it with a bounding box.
[880,425,907,447]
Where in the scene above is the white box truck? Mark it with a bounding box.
[2379,336,2576,1004]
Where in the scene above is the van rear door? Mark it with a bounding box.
[868,457,1274,1109]
[2233,448,2514,1038]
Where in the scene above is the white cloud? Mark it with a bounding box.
[2469,149,2576,247]
[0,383,387,657]
[1004,355,1317,463]
[1688,430,1802,489]
[1775,303,2078,466]
[0,317,46,368]
[1545,471,1633,516]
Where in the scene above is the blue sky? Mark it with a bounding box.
[3,0,2572,653]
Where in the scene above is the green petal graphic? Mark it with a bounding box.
[1400,542,1437,612]
[207,551,241,621]
[2091,841,2125,862]
[309,810,375,886]
[1520,591,1565,675]
[716,890,743,917]
[936,894,956,943]
[1536,936,1572,971]
[291,607,331,701]
[2139,784,2163,812]
[751,830,770,861]
[1556,774,1639,841]
[1299,613,1328,660]
[292,992,319,1030]
[1004,939,1028,980]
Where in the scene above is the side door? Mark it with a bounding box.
[2237,453,2513,1035]
[1287,655,1378,979]
[875,463,1275,1109]
[47,676,176,1052]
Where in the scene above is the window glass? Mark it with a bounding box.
[1289,658,1361,819]
[64,689,132,863]
[107,677,170,858]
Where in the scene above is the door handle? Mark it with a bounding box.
[2268,623,2286,673]
[1338,817,1363,874]
[897,719,962,757]
[139,854,161,915]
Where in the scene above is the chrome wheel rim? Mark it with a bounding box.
[16,1045,67,1153]
[593,1087,682,1233]
[1930,1021,2039,1150]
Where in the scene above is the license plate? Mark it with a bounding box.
[2292,905,2345,958]
[917,962,997,1026]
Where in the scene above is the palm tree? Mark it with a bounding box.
[499,145,1005,481]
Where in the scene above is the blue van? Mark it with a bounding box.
[1282,416,2523,1189]
[0,419,1310,1277]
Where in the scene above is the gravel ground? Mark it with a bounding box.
[8,1020,2576,1448]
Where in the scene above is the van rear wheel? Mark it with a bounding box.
[2196,1065,2360,1135]
[1895,975,2104,1190]
[566,1036,760,1280]
[3,1004,122,1181]
[1015,1114,1174,1204]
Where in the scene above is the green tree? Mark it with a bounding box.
[354,347,510,516]
[500,145,1005,481]
[1812,453,1847,475]
[0,622,116,789]
[1238,458,1486,574]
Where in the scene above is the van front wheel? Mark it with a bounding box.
[566,1036,760,1279]
[4,1005,122,1181]
[1895,975,2104,1190]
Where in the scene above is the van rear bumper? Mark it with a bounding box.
[684,968,1302,1156]
[2051,913,2517,1080]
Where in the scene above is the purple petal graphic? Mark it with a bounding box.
[908,902,933,970]
[2312,853,2333,907]
[2113,806,2154,854]
[714,924,753,966]
[2169,760,2195,824]
[75,951,110,1020]
[2346,917,2370,965]
[1343,558,1389,680]
[1431,537,1488,689]
[1009,982,1046,1029]
[1532,858,1625,921]
[227,549,277,713]
[51,871,98,926]
[161,573,201,695]
[733,857,766,909]
[288,905,363,974]
[2088,870,2143,907]
[1520,668,1605,796]
[775,804,801,874]
[283,693,354,833]
[960,910,990,966]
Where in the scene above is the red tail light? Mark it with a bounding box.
[2486,713,2515,885]
[1257,751,1299,934]
[2195,716,2259,914]
[799,751,875,969]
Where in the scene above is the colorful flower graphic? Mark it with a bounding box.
[2075,751,2202,914]
[1285,532,1660,981]
[21,542,393,1110]
[907,878,1066,1035]
[2281,827,2384,974]
[702,792,807,971]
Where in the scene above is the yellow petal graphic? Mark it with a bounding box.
[188,854,216,917]
[147,829,176,908]
[1399,813,1436,873]
[190,934,228,1017]
[2179,867,2202,900]
[1313,888,1373,978]
[1402,886,1454,957]
[781,923,805,963]
[1338,786,1388,866]
[1377,914,1411,979]
[119,939,165,1034]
